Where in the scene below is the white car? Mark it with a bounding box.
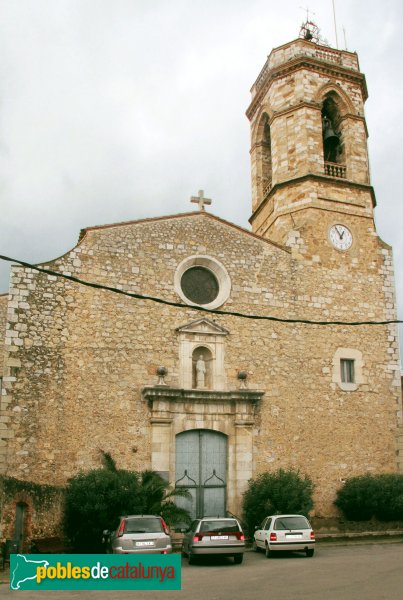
[182,517,245,564]
[253,514,315,557]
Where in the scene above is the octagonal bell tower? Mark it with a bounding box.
[247,25,375,254]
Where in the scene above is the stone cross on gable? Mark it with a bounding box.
[190,190,212,212]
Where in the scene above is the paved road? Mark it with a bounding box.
[3,544,403,600]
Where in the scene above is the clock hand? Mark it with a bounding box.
[340,230,345,239]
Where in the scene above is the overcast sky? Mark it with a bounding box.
[0,0,402,357]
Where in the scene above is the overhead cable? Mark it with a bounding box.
[0,254,401,326]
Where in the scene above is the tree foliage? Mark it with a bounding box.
[242,468,314,535]
[64,453,191,552]
[136,470,191,525]
[334,474,403,521]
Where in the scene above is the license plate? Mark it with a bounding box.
[210,535,229,540]
[285,534,302,539]
[135,541,154,546]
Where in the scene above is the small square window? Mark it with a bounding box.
[340,359,355,384]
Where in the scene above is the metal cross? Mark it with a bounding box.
[190,190,212,212]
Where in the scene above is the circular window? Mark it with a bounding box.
[181,267,219,305]
[174,256,231,310]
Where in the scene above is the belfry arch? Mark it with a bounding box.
[251,110,273,211]
[316,85,359,179]
[322,93,343,163]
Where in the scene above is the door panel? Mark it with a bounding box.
[203,487,225,518]
[176,430,227,519]
[176,431,200,484]
[200,430,226,484]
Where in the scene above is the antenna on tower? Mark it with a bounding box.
[298,8,328,46]
[332,0,339,48]
[343,26,348,50]
[300,6,314,22]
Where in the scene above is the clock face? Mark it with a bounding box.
[329,224,353,251]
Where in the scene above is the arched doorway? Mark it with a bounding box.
[14,502,27,552]
[175,430,227,519]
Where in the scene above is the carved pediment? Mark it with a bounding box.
[176,318,229,336]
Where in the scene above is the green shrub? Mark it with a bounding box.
[242,468,314,535]
[64,453,191,552]
[64,467,143,552]
[135,469,191,526]
[334,474,403,521]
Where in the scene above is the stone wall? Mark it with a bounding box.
[0,212,401,516]
[0,476,64,549]
[0,295,7,378]
[398,375,403,473]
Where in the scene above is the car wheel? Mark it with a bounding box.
[233,554,244,564]
[265,544,273,558]
[306,549,314,557]
[252,539,259,552]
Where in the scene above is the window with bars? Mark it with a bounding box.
[340,359,355,384]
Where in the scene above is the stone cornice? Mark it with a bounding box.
[250,39,359,92]
[268,104,366,127]
[246,57,368,121]
[249,173,376,225]
[142,386,264,405]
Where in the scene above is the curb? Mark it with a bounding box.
[316,530,403,539]
[315,531,403,545]
[242,531,403,550]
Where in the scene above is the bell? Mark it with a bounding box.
[322,117,339,161]
[323,117,338,142]
[323,125,339,143]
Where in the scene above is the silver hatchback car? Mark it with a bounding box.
[253,514,315,557]
[108,515,172,554]
[182,517,245,564]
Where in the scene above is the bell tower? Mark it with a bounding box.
[247,23,375,252]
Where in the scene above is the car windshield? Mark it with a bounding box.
[274,516,310,530]
[200,520,240,533]
[124,518,163,534]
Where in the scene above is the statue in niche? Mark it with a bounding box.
[196,355,207,389]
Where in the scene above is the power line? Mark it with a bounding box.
[0,254,401,326]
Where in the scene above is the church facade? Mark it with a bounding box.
[1,33,402,542]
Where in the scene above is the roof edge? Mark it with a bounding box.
[78,210,289,253]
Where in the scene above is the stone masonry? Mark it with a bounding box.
[0,34,402,542]
[1,211,401,514]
